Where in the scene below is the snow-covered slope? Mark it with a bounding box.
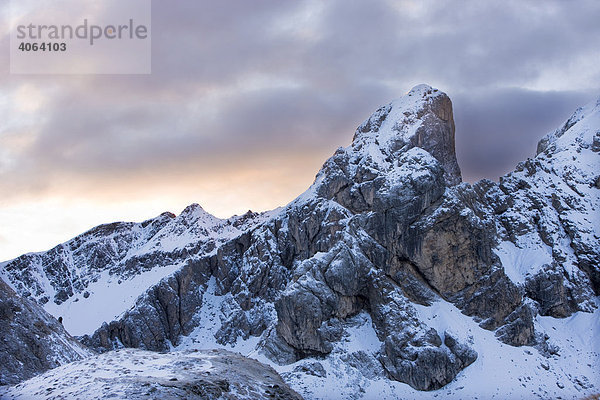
[494,95,600,301]
[1,85,598,398]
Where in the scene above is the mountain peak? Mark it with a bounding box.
[406,83,438,96]
[178,203,220,223]
[350,84,461,186]
[537,93,600,156]
[181,203,205,214]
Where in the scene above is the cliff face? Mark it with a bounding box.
[1,85,598,397]
[0,277,91,385]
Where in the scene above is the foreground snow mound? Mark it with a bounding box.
[0,348,303,400]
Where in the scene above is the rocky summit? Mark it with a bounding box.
[1,84,598,399]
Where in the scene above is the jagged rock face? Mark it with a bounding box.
[0,278,91,385]
[0,204,266,310]
[349,84,462,187]
[493,97,600,314]
[0,348,303,400]
[0,205,267,337]
[367,273,477,390]
[2,85,599,395]
[0,212,175,306]
[82,259,213,351]
[83,85,482,390]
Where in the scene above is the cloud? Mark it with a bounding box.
[0,0,599,203]
[452,88,596,182]
[1,0,600,259]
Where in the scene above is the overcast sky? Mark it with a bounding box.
[0,0,599,260]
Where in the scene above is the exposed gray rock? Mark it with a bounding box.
[260,326,299,365]
[0,206,265,311]
[0,213,175,306]
[525,267,579,318]
[368,273,477,390]
[341,350,384,379]
[81,259,212,351]
[0,278,91,385]
[293,361,327,378]
[494,302,536,346]
[351,83,462,186]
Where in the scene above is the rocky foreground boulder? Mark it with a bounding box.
[0,348,303,400]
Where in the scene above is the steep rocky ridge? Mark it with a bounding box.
[1,85,598,396]
[0,277,91,385]
[0,205,268,336]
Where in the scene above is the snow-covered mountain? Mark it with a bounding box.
[1,84,598,399]
[0,204,270,336]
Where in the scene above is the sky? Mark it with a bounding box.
[0,0,599,261]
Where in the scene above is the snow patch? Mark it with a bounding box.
[495,237,553,285]
[44,263,182,336]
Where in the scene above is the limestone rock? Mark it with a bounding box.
[0,278,91,385]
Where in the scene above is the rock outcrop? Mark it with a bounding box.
[0,278,91,385]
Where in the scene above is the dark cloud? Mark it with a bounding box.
[452,88,596,182]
